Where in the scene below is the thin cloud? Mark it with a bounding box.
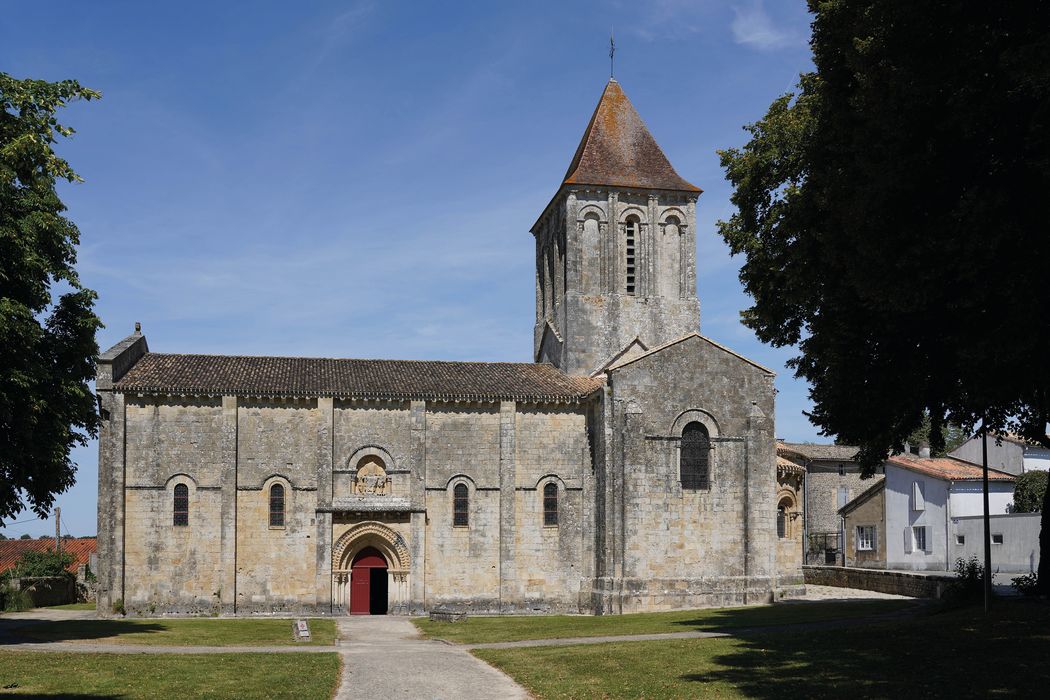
[731,1,806,51]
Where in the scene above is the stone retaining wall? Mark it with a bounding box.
[803,565,955,598]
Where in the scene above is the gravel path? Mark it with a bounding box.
[334,616,529,700]
[790,584,913,601]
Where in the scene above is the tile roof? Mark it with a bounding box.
[886,454,1015,482]
[0,538,97,575]
[778,442,860,462]
[562,80,701,193]
[113,353,603,403]
[776,454,806,475]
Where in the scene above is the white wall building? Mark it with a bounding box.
[949,433,1050,476]
[842,454,1015,572]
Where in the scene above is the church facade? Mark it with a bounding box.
[95,79,802,617]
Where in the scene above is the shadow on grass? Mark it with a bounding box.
[0,695,118,699]
[682,598,1050,698]
[668,598,919,633]
[2,619,166,644]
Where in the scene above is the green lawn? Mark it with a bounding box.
[414,599,915,644]
[0,651,340,699]
[38,601,96,611]
[474,599,1050,699]
[14,617,337,646]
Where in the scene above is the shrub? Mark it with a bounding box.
[9,549,76,579]
[1012,572,1039,596]
[112,598,126,616]
[1011,471,1048,513]
[944,556,986,603]
[2,588,34,612]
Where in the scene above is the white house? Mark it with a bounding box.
[949,433,1050,475]
[840,454,1015,572]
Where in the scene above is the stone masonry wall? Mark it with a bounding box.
[803,565,952,598]
[597,334,778,612]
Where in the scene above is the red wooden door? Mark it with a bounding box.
[350,567,371,614]
[349,547,387,615]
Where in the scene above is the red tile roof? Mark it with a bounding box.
[114,353,603,403]
[562,80,701,193]
[0,538,97,575]
[886,454,1015,482]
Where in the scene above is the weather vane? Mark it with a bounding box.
[610,30,616,79]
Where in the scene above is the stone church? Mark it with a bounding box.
[95,79,801,617]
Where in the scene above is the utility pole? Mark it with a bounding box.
[981,426,992,613]
[55,506,61,557]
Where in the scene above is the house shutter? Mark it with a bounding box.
[923,526,933,554]
[904,528,913,553]
[911,481,925,511]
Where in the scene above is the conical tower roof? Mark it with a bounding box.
[562,80,701,193]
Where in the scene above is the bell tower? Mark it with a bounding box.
[531,79,702,375]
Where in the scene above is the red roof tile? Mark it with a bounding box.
[0,538,97,575]
[886,454,1015,482]
[562,80,701,193]
[114,353,603,403]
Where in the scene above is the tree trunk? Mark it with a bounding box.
[1038,474,1050,594]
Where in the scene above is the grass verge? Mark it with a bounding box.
[473,598,1050,699]
[0,651,340,699]
[13,617,337,646]
[414,599,914,644]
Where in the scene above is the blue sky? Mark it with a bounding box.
[1,0,818,537]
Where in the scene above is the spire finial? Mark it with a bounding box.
[609,29,616,80]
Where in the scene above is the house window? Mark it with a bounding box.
[680,422,711,489]
[956,534,965,546]
[453,483,469,527]
[856,526,876,551]
[913,526,927,553]
[838,464,845,476]
[625,216,638,295]
[269,484,285,528]
[911,481,925,511]
[543,482,559,527]
[173,484,189,527]
[992,533,1004,545]
[776,506,786,538]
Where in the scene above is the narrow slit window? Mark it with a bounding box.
[625,217,638,295]
[173,484,189,527]
[269,484,285,527]
[453,483,469,527]
[543,482,559,526]
[776,506,786,538]
[680,421,711,489]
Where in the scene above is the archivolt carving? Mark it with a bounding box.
[332,522,410,572]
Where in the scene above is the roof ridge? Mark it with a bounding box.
[143,352,584,370]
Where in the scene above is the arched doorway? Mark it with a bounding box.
[350,547,388,615]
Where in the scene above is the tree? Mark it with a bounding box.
[906,414,968,457]
[717,3,1050,590]
[0,74,102,524]
[1012,471,1048,514]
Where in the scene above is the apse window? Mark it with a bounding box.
[269,483,285,528]
[543,482,559,527]
[680,421,711,490]
[173,484,189,527]
[453,483,469,527]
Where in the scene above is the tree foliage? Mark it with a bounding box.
[0,73,102,523]
[718,3,1050,588]
[1012,471,1048,514]
[3,548,75,580]
[906,414,968,457]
